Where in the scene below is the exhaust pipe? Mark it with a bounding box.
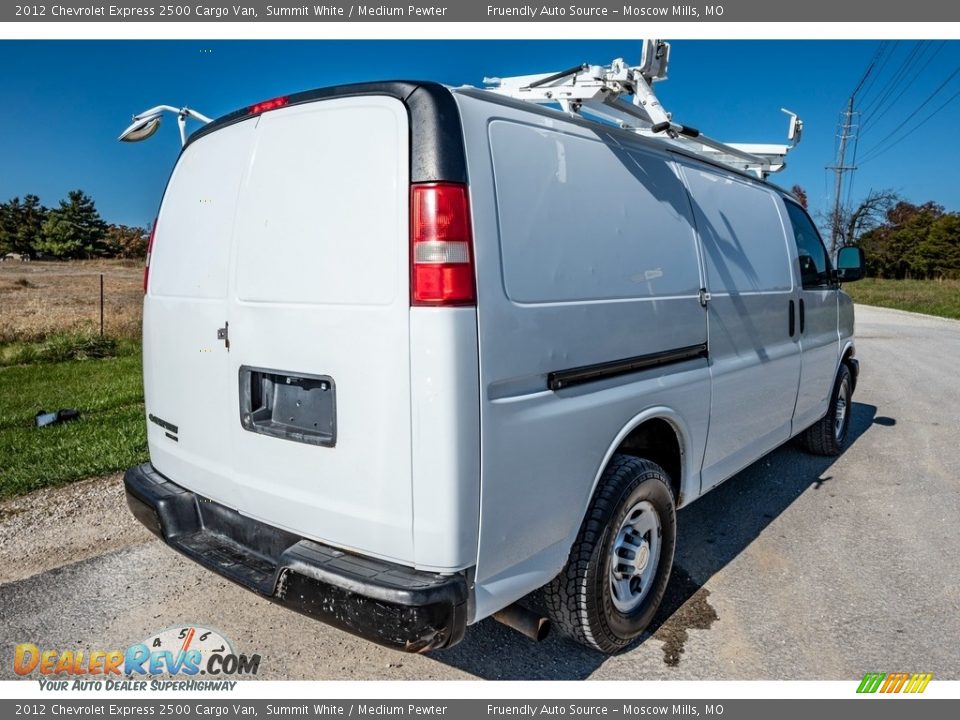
[493,604,550,642]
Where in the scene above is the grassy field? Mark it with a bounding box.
[845,278,960,320]
[0,259,143,342]
[0,343,146,498]
[0,261,147,498]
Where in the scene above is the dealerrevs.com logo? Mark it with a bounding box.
[14,626,261,691]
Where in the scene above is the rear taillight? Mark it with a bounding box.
[143,219,157,294]
[410,183,475,306]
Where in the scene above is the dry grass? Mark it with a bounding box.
[0,259,143,343]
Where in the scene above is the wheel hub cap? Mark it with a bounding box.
[835,378,850,440]
[634,543,650,573]
[609,500,662,613]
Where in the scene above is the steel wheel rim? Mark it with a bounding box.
[835,378,850,441]
[609,500,662,613]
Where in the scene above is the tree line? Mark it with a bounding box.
[828,189,960,280]
[3,187,959,279]
[0,191,148,260]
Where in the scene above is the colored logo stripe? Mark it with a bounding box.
[880,672,909,693]
[905,673,933,693]
[857,672,932,694]
[857,673,885,693]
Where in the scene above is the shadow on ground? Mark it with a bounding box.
[427,402,883,680]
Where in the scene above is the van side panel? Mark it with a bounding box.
[409,307,481,571]
[677,162,802,492]
[454,93,711,620]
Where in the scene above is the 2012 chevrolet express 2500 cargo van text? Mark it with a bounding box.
[124,77,865,654]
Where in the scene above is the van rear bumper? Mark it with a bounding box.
[123,463,468,652]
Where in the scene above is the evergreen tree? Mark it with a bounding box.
[0,196,49,257]
[0,198,17,255]
[36,190,109,259]
[16,194,48,257]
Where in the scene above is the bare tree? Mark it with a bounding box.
[821,189,900,255]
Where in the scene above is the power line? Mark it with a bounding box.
[861,41,947,134]
[857,43,907,117]
[851,43,883,98]
[858,42,923,119]
[856,42,892,107]
[860,84,960,165]
[860,42,928,128]
[858,64,960,162]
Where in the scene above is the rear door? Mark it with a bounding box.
[226,97,413,562]
[144,119,256,514]
[145,96,414,564]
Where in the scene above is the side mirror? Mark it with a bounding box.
[836,246,866,282]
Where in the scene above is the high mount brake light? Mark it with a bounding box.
[248,96,289,115]
[410,183,476,306]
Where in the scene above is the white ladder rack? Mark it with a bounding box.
[483,40,803,179]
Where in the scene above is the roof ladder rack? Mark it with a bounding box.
[483,40,803,179]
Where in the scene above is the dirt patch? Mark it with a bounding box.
[651,565,719,667]
[0,473,153,584]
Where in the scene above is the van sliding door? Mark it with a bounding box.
[782,200,841,431]
[468,112,711,617]
[678,163,802,491]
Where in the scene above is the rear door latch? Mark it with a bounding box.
[217,322,229,350]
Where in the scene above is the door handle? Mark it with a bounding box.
[799,299,806,334]
[788,300,795,337]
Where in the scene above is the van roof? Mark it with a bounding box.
[188,79,795,201]
[185,80,468,185]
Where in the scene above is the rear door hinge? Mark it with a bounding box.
[698,288,712,307]
[217,321,229,350]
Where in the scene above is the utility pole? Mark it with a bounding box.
[827,96,859,257]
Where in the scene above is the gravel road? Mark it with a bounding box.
[2,304,958,680]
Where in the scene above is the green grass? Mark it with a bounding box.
[0,345,147,498]
[0,332,140,367]
[845,278,960,320]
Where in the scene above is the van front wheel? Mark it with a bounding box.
[542,455,676,654]
[802,364,853,456]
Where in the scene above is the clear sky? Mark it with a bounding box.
[1,39,958,227]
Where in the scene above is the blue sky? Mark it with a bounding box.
[1,40,958,227]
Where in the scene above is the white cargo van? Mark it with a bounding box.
[124,80,865,654]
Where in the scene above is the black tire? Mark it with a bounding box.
[802,364,853,457]
[541,454,677,654]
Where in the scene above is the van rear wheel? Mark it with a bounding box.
[802,364,853,457]
[542,454,676,654]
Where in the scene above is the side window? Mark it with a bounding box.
[785,201,833,289]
